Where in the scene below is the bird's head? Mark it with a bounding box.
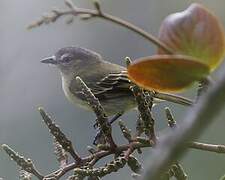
[41,46,102,74]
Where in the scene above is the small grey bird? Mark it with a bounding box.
[41,46,192,116]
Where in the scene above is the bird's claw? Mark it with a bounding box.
[93,121,99,129]
[93,129,106,145]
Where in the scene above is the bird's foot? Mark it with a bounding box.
[93,130,106,145]
[93,121,99,129]
[93,112,123,129]
[109,112,123,124]
[92,112,124,145]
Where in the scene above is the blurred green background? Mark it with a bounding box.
[1,0,225,179]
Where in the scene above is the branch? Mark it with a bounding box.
[76,76,117,149]
[6,2,224,179]
[2,144,44,180]
[188,142,225,154]
[131,85,156,143]
[28,0,174,54]
[38,107,82,163]
[73,155,127,178]
[45,141,151,179]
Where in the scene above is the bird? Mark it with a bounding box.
[41,46,192,118]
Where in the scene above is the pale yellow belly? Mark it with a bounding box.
[62,76,92,111]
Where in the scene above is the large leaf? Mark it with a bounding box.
[158,3,225,71]
[127,55,210,92]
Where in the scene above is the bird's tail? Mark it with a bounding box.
[153,91,193,106]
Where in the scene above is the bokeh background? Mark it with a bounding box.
[1,0,225,179]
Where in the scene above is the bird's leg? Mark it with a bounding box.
[109,112,124,124]
[93,121,99,129]
[93,112,124,129]
[93,131,106,145]
[93,112,124,145]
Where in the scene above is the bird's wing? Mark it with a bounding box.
[95,71,130,89]
[70,70,193,106]
[72,70,134,101]
[91,70,134,99]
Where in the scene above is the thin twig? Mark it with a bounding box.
[45,141,150,179]
[28,0,174,54]
[38,107,82,163]
[2,144,44,180]
[46,136,225,179]
[165,107,177,128]
[4,133,225,179]
[164,108,225,154]
[74,155,127,178]
[188,142,225,153]
[127,155,143,173]
[172,163,188,180]
[163,108,188,180]
[118,120,133,143]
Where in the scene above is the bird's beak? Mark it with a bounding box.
[41,56,58,65]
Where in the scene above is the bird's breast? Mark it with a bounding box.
[61,75,91,111]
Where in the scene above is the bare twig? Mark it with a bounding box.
[28,0,174,54]
[188,142,225,153]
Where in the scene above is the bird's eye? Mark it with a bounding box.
[61,54,73,64]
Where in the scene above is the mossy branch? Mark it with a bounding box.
[38,107,82,163]
[2,144,44,179]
